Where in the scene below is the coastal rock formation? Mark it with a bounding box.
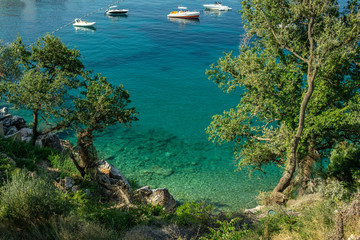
[135,186,177,211]
[0,110,70,153]
[0,109,178,211]
[97,159,132,205]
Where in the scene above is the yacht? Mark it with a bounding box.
[73,18,96,27]
[203,2,232,11]
[167,6,200,19]
[105,6,128,15]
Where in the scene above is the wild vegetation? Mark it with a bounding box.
[1,0,360,239]
[206,0,360,201]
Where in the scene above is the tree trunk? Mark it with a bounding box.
[31,110,39,146]
[77,130,97,171]
[272,13,318,197]
[69,150,85,177]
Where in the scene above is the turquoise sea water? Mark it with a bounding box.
[0,0,284,210]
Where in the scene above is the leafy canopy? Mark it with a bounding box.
[206,0,360,188]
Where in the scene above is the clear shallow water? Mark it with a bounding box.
[1,0,283,210]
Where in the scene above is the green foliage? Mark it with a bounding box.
[0,137,54,170]
[318,179,350,202]
[0,214,119,240]
[175,201,215,226]
[206,0,360,194]
[4,34,84,145]
[66,72,138,173]
[260,212,298,235]
[327,142,360,187]
[0,40,21,92]
[48,153,78,178]
[200,218,251,240]
[0,157,15,172]
[0,169,68,224]
[127,204,168,225]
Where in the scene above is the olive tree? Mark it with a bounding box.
[5,35,84,145]
[206,0,360,199]
[67,72,137,177]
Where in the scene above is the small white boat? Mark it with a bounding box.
[105,6,128,15]
[203,2,232,11]
[73,18,96,27]
[167,6,200,19]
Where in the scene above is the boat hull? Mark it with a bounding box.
[105,9,128,15]
[203,4,231,10]
[167,11,200,18]
[73,22,96,27]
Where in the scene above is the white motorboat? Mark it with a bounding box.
[167,6,200,19]
[203,2,232,11]
[73,18,96,27]
[105,6,128,15]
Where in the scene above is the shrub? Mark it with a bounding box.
[0,214,119,240]
[70,194,134,233]
[175,201,215,227]
[327,143,360,188]
[48,153,78,177]
[318,179,350,202]
[0,137,54,171]
[200,218,251,240]
[0,156,15,172]
[0,169,68,225]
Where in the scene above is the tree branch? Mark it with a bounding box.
[259,8,309,63]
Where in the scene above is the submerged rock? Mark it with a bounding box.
[152,166,174,177]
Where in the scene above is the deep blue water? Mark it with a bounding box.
[0,0,284,210]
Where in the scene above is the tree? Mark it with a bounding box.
[5,35,84,145]
[0,40,21,94]
[66,72,137,177]
[206,0,360,199]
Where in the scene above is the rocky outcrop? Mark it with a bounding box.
[135,186,177,211]
[0,108,178,211]
[0,109,70,153]
[96,160,177,211]
[96,159,132,205]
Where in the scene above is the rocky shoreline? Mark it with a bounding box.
[0,107,178,211]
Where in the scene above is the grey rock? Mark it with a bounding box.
[97,160,131,204]
[64,176,74,189]
[5,131,22,141]
[6,126,18,136]
[98,159,130,187]
[12,116,26,130]
[39,133,63,152]
[72,185,80,192]
[0,107,8,115]
[0,114,11,121]
[85,189,91,196]
[135,186,177,211]
[2,115,26,129]
[19,128,33,138]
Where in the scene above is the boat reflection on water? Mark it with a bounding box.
[203,9,228,16]
[74,26,96,33]
[106,14,128,22]
[169,17,200,25]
